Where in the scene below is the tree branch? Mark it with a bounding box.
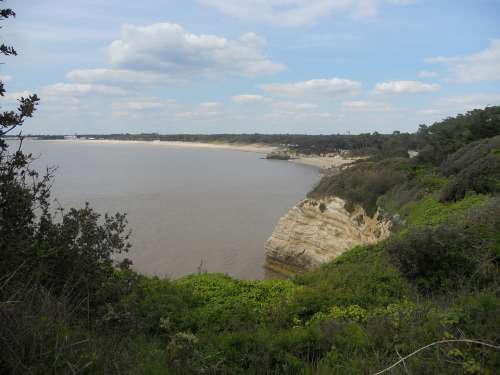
[374,339,500,375]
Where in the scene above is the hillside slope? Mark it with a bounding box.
[2,107,500,374]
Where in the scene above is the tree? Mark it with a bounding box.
[0,0,42,278]
[0,4,135,371]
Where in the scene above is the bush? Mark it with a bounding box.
[175,274,297,333]
[0,285,92,374]
[309,158,410,216]
[283,246,410,323]
[417,106,500,165]
[386,199,500,294]
[378,173,449,216]
[400,193,489,228]
[439,135,500,201]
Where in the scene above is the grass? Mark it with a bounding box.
[401,193,490,227]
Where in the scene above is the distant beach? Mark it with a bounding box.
[44,139,278,155]
[40,138,355,170]
[290,155,357,170]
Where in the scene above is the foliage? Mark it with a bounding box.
[401,193,489,228]
[0,5,135,372]
[44,130,419,157]
[386,199,500,294]
[377,172,449,215]
[285,246,411,323]
[417,106,500,165]
[309,158,410,215]
[439,135,500,201]
[1,6,500,372]
[176,273,297,332]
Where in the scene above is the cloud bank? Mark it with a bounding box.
[374,80,439,94]
[261,78,362,98]
[427,39,500,82]
[108,23,286,78]
[198,0,415,26]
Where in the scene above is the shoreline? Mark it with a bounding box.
[37,139,279,155]
[32,138,356,170]
[27,137,356,279]
[289,155,357,170]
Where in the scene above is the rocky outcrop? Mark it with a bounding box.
[265,198,391,274]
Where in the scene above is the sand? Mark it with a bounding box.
[39,139,355,169]
[44,139,279,154]
[290,155,357,170]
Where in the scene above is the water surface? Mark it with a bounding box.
[22,140,319,279]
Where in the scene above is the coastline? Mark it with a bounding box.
[38,139,279,155]
[289,155,357,170]
[31,137,359,278]
[35,138,357,170]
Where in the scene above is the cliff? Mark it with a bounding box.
[265,197,391,274]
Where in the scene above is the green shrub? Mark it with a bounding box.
[309,158,410,216]
[386,199,500,294]
[417,106,500,165]
[401,193,489,228]
[386,225,478,293]
[129,275,196,335]
[176,274,297,332]
[378,173,449,215]
[440,136,500,201]
[284,246,410,323]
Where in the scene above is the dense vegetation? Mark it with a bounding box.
[2,5,500,373]
[29,131,419,157]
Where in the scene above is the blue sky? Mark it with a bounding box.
[2,0,500,134]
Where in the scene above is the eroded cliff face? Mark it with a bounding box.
[265,197,391,274]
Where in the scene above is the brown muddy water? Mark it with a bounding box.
[22,140,319,279]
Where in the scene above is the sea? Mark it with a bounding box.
[20,139,319,279]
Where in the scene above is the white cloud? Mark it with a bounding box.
[373,80,439,94]
[261,100,333,121]
[0,75,12,83]
[386,0,415,4]
[112,98,176,111]
[436,94,500,110]
[66,69,184,86]
[418,70,438,78]
[108,23,285,77]
[261,78,362,98]
[239,32,267,49]
[231,94,271,103]
[199,102,221,109]
[198,0,415,26]
[42,83,129,97]
[340,100,393,112]
[418,94,500,120]
[274,101,319,111]
[426,39,500,82]
[176,102,225,119]
[109,98,177,120]
[2,91,34,104]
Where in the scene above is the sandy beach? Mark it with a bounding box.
[290,155,357,170]
[42,139,279,154]
[37,139,357,169]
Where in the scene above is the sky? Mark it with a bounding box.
[1,0,500,134]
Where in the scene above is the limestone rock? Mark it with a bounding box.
[265,197,391,274]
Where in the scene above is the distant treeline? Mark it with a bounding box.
[28,135,65,140]
[27,107,500,158]
[310,105,500,214]
[31,132,421,157]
